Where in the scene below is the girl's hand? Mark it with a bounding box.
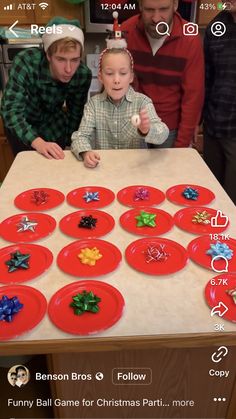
[138,108,150,135]
[83,151,100,168]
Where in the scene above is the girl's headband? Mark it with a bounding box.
[99,47,134,72]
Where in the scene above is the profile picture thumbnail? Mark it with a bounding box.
[8,365,30,387]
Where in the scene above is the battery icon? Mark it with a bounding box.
[217,2,231,9]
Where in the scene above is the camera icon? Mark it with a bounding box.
[183,22,199,36]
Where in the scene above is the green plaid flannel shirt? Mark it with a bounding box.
[71,86,169,159]
[1,48,92,145]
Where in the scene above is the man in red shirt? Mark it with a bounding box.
[121,0,204,147]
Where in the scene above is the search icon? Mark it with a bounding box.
[156,21,170,36]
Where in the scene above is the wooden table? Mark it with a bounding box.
[0,149,235,419]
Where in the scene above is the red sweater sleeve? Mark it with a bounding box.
[174,36,205,147]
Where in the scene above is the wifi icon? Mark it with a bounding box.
[39,2,49,10]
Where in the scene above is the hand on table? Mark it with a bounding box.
[82,151,100,168]
[31,137,65,159]
[138,108,150,135]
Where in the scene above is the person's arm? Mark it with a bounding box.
[134,98,169,144]
[71,98,97,160]
[174,36,205,147]
[138,100,169,145]
[66,64,92,136]
[203,28,214,119]
[1,52,40,145]
[1,51,66,159]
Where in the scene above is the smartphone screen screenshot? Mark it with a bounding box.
[0,0,235,418]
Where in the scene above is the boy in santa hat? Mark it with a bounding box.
[1,17,91,159]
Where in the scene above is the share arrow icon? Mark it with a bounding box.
[211,302,228,317]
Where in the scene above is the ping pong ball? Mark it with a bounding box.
[131,114,141,127]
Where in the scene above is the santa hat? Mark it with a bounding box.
[106,11,127,49]
[99,11,133,71]
[42,17,84,52]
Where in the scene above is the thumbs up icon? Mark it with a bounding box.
[211,210,229,228]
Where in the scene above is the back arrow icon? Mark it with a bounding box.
[9,20,19,38]
[211,301,228,317]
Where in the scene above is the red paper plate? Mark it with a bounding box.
[166,184,215,206]
[0,284,47,340]
[0,213,56,243]
[174,207,229,235]
[57,239,122,277]
[187,235,236,272]
[117,185,165,208]
[48,280,125,335]
[59,209,115,239]
[205,274,236,322]
[14,188,65,211]
[67,186,115,209]
[125,237,188,275]
[0,244,53,284]
[120,207,174,236]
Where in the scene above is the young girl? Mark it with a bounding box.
[71,47,169,168]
